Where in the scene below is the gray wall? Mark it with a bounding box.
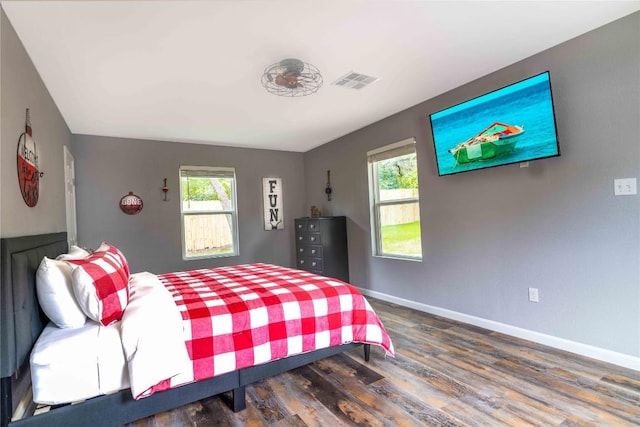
[304,13,640,357]
[71,135,306,274]
[0,8,70,238]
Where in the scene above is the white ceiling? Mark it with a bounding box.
[3,1,640,152]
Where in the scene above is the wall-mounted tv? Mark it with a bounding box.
[429,71,560,176]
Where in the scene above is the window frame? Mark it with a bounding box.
[367,138,422,261]
[179,165,239,260]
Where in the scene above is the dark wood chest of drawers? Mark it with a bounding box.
[294,216,349,283]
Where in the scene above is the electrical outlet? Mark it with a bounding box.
[614,178,637,196]
[528,287,539,303]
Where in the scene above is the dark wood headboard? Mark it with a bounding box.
[0,232,67,420]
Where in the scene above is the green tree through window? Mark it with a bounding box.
[179,167,239,259]
[368,139,422,260]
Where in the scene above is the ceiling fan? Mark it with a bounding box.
[261,58,323,97]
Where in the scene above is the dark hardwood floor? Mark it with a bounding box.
[126,298,640,426]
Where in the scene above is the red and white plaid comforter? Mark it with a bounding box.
[148,263,393,394]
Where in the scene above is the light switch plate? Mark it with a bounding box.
[614,178,637,196]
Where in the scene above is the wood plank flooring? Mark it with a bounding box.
[125,298,640,426]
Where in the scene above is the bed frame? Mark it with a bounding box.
[1,233,370,427]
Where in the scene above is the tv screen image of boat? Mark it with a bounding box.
[429,71,560,176]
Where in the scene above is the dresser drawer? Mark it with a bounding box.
[296,219,320,232]
[306,232,320,244]
[297,244,323,258]
[297,257,323,271]
[296,232,321,245]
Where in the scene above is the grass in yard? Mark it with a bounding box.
[381,221,422,256]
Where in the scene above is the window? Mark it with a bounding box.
[368,138,422,260]
[179,166,239,259]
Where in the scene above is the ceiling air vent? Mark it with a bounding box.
[331,72,379,90]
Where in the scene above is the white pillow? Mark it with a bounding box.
[36,257,87,329]
[56,245,91,261]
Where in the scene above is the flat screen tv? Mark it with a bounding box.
[429,71,560,176]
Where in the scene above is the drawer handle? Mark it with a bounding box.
[310,236,316,242]
[299,248,304,252]
[311,249,316,254]
[299,260,304,265]
[298,236,303,241]
[298,224,303,229]
[309,224,315,229]
[311,261,317,267]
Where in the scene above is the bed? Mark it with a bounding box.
[1,232,392,427]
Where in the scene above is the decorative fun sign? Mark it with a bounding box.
[263,178,284,230]
[17,109,40,207]
[119,192,144,215]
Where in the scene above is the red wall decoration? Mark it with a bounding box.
[119,192,143,215]
[17,109,40,207]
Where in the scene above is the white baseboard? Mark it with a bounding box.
[357,287,640,372]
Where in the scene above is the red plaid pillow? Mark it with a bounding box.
[69,243,130,326]
[94,242,130,277]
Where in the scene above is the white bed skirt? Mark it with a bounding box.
[30,321,129,404]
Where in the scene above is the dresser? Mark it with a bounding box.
[294,216,349,283]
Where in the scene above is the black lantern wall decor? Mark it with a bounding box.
[162,178,169,201]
